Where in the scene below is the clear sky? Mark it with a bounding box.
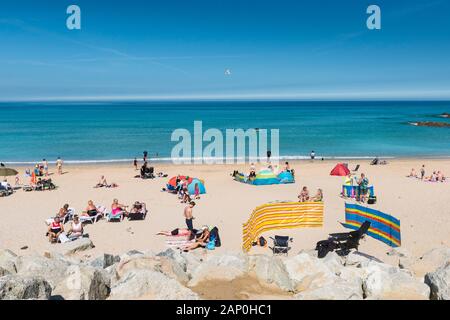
[1,0,450,101]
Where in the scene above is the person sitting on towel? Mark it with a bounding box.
[180,226,210,251]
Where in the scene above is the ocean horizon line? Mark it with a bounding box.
[4,155,450,166]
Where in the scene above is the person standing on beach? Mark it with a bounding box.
[133,158,138,170]
[310,150,315,160]
[43,159,49,177]
[267,150,271,163]
[184,201,196,231]
[420,165,425,180]
[56,157,63,175]
[143,151,148,162]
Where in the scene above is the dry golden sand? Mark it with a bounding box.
[0,159,449,266]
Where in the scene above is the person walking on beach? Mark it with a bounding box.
[56,157,63,175]
[143,151,148,162]
[184,201,196,231]
[310,150,315,160]
[133,158,138,170]
[420,165,425,180]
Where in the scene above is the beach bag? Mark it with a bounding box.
[258,236,267,247]
[206,235,216,250]
[368,196,377,204]
[210,227,221,247]
[58,233,71,244]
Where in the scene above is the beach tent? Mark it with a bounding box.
[343,203,401,247]
[252,170,280,185]
[166,175,193,190]
[242,201,324,252]
[330,163,350,176]
[187,178,206,194]
[277,171,295,183]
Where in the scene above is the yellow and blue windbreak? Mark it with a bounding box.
[343,203,401,247]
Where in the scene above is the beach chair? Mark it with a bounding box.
[106,209,123,222]
[127,203,148,221]
[80,205,106,224]
[268,235,292,256]
[315,221,371,258]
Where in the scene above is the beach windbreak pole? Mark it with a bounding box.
[242,201,324,252]
[342,203,401,247]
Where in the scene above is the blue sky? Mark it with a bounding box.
[0,0,450,101]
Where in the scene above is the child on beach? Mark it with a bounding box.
[298,186,310,202]
[133,158,138,170]
[311,188,323,202]
[184,201,196,231]
[194,183,200,199]
[56,157,63,175]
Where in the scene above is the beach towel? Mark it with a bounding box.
[242,201,324,252]
[165,235,193,248]
[58,233,71,244]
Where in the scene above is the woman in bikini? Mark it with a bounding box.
[298,186,310,202]
[82,200,98,217]
[111,198,128,217]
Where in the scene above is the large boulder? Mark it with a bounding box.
[425,261,450,300]
[109,269,198,300]
[248,255,294,291]
[294,279,363,300]
[0,249,18,276]
[0,275,52,300]
[362,264,429,300]
[283,252,339,291]
[87,254,120,269]
[187,253,248,287]
[15,254,70,288]
[52,265,111,300]
[62,238,95,256]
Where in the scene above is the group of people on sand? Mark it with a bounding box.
[46,198,147,243]
[248,161,295,178]
[298,186,323,202]
[174,176,201,203]
[343,173,371,203]
[408,165,446,182]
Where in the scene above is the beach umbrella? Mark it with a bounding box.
[0,167,18,178]
[167,175,193,188]
[330,163,350,176]
[187,178,206,194]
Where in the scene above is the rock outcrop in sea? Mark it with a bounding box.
[0,242,449,300]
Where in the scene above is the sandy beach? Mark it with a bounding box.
[1,159,449,266]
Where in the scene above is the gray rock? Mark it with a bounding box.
[87,254,120,269]
[62,238,95,255]
[15,254,71,288]
[188,253,248,287]
[109,269,198,300]
[0,275,52,300]
[425,261,450,300]
[0,249,18,275]
[53,265,110,300]
[248,255,294,291]
[362,264,430,300]
[294,279,363,300]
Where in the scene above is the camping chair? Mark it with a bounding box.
[352,164,360,172]
[268,235,293,256]
[315,221,371,258]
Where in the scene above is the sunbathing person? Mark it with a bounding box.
[58,204,70,219]
[66,215,83,240]
[157,228,193,237]
[111,198,128,216]
[82,200,98,217]
[94,176,108,188]
[298,186,310,202]
[437,171,445,182]
[47,216,64,243]
[127,201,146,219]
[407,168,417,178]
[311,188,323,202]
[181,226,210,251]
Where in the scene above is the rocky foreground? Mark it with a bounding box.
[0,238,449,300]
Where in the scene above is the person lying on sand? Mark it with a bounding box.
[311,188,323,202]
[298,186,309,202]
[47,216,64,243]
[157,228,193,237]
[180,226,210,252]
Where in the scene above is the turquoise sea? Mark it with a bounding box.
[0,100,449,163]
